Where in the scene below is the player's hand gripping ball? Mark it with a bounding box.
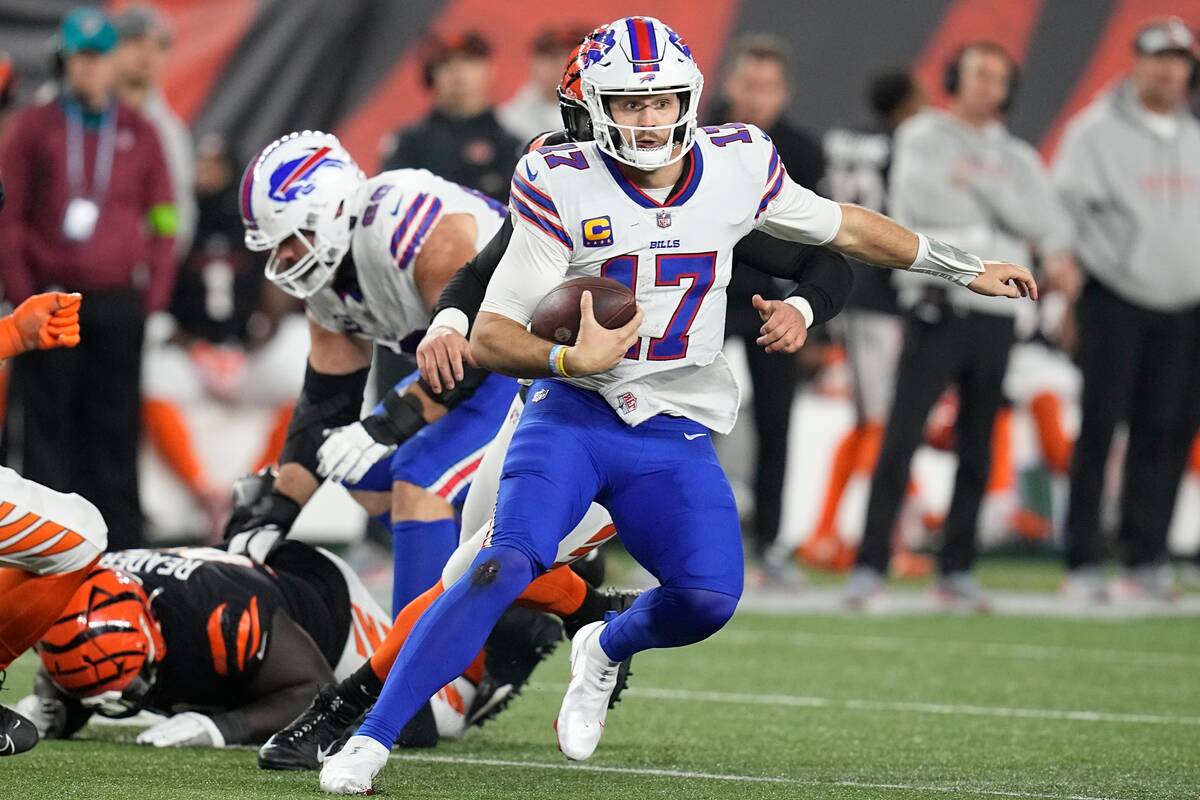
[530,277,637,346]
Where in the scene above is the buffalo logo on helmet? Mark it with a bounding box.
[580,26,617,66]
[267,146,347,203]
[667,27,692,58]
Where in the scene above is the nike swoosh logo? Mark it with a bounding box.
[525,161,539,182]
[317,743,333,763]
[683,433,707,440]
[256,631,269,660]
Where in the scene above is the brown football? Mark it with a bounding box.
[530,276,637,346]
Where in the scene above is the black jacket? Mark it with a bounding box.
[384,108,522,203]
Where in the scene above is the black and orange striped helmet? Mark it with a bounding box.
[36,567,166,716]
[558,25,612,142]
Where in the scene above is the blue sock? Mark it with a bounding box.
[357,544,536,747]
[598,585,740,662]
[391,518,458,615]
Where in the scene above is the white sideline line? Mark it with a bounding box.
[716,629,1200,669]
[388,753,1129,800]
[623,687,1200,727]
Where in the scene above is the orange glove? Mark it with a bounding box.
[0,292,82,360]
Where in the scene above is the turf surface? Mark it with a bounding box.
[3,605,1197,800]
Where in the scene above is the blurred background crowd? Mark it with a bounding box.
[0,0,1198,606]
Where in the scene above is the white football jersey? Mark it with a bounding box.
[306,169,507,351]
[480,123,842,433]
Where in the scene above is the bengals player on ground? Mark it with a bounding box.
[20,540,479,753]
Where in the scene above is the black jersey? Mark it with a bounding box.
[96,542,350,714]
[168,188,264,344]
[822,126,898,315]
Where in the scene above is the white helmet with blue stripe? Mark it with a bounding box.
[240,130,366,298]
[578,17,704,171]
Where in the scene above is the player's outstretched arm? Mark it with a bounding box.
[830,204,1038,300]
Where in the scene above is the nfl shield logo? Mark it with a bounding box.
[618,391,637,413]
[532,388,549,403]
[656,210,672,228]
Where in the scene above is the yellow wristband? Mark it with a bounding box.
[555,345,572,378]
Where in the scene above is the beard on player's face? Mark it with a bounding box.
[275,229,318,269]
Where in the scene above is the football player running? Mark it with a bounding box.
[266,29,860,773]
[319,15,1034,794]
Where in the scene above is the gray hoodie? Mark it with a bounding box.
[1053,80,1200,312]
[889,109,1072,317]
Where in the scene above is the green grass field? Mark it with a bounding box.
[4,599,1199,800]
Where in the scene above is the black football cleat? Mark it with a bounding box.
[569,549,607,588]
[258,684,367,771]
[468,606,563,727]
[603,589,640,710]
[0,672,39,757]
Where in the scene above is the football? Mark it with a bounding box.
[530,276,637,346]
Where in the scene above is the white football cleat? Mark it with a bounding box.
[555,621,620,761]
[319,734,388,795]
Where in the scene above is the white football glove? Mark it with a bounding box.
[136,712,226,748]
[226,524,284,563]
[15,694,65,738]
[317,421,397,485]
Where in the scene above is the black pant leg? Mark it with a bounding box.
[5,344,83,487]
[1066,281,1140,569]
[76,291,146,549]
[939,313,1015,575]
[740,331,799,558]
[857,313,960,573]
[1119,307,1196,567]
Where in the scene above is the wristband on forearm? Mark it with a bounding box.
[548,344,571,377]
[362,390,427,446]
[907,233,985,286]
[428,307,470,337]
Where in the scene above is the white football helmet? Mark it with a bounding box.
[240,131,366,298]
[578,17,703,170]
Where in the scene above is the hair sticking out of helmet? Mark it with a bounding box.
[37,568,166,717]
[239,130,366,298]
[577,17,703,170]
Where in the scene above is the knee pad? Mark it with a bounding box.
[660,585,739,641]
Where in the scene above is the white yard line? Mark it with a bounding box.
[715,629,1200,669]
[620,686,1200,726]
[388,752,1131,800]
[735,589,1200,619]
